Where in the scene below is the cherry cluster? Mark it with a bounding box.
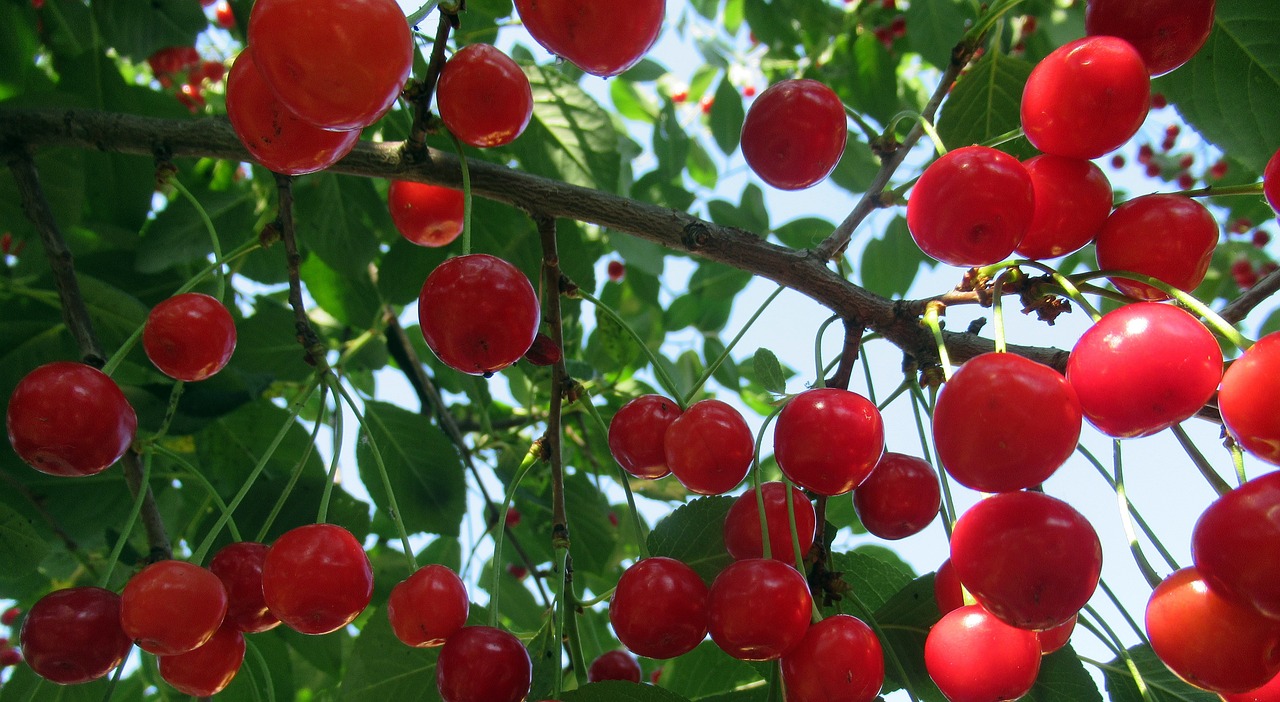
[145,46,226,113]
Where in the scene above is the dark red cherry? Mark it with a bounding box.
[609,557,709,660]
[20,587,132,685]
[418,254,540,376]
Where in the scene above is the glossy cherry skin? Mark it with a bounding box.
[387,181,464,248]
[853,452,941,540]
[1266,149,1280,216]
[435,626,532,702]
[6,361,137,477]
[1193,471,1280,619]
[19,587,132,685]
[925,605,1042,702]
[418,254,540,376]
[588,650,642,683]
[1094,194,1218,301]
[158,624,245,697]
[262,523,373,635]
[225,48,360,176]
[781,614,884,702]
[723,482,816,562]
[932,352,1082,493]
[387,564,469,648]
[934,559,966,616]
[1085,0,1216,76]
[774,388,885,496]
[1066,302,1222,438]
[143,292,237,382]
[208,541,279,634]
[120,560,229,655]
[664,399,754,495]
[1218,332,1280,465]
[436,44,533,148]
[1037,615,1076,655]
[1224,673,1280,702]
[247,0,411,130]
[609,557,709,659]
[1021,36,1151,159]
[1014,155,1113,260]
[740,79,848,191]
[707,558,813,661]
[906,146,1035,267]
[608,395,682,479]
[513,0,663,76]
[1146,567,1280,694]
[950,491,1101,631]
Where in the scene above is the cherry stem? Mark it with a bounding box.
[316,374,345,523]
[166,177,225,301]
[1174,181,1263,199]
[558,549,589,688]
[404,0,441,28]
[1230,439,1248,487]
[910,380,954,538]
[875,378,910,411]
[965,0,1028,44]
[1076,443,1180,572]
[152,444,242,543]
[488,445,540,628]
[751,408,785,561]
[885,111,946,156]
[99,451,153,588]
[256,391,327,542]
[98,654,129,702]
[1080,603,1156,702]
[782,479,822,622]
[576,392,650,559]
[573,288,684,405]
[859,335,879,405]
[1073,613,1126,659]
[843,588,921,702]
[921,301,952,381]
[244,639,276,702]
[1170,424,1233,496]
[448,132,473,256]
[991,269,1012,354]
[682,284,786,407]
[1111,440,1164,589]
[1076,654,1158,702]
[1074,269,1253,351]
[1098,578,1151,647]
[842,104,879,145]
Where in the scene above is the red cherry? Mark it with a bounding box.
[435,626,532,702]
[387,565,469,648]
[932,352,1082,493]
[588,650,642,683]
[925,604,1042,702]
[1094,194,1218,301]
[1193,471,1280,619]
[774,388,885,496]
[664,399,754,495]
[608,395,683,479]
[436,44,534,148]
[225,48,361,176]
[934,559,965,616]
[1220,332,1280,465]
[707,558,813,661]
[1066,302,1222,438]
[740,79,848,191]
[609,557,709,659]
[1037,614,1076,655]
[1224,674,1280,702]
[418,254,540,376]
[158,624,245,697]
[247,0,411,130]
[19,587,132,685]
[1266,149,1280,216]
[504,507,522,528]
[1,607,20,626]
[950,491,1102,630]
[6,361,137,477]
[143,292,237,382]
[120,560,229,655]
[214,0,235,28]
[208,541,279,634]
[1085,0,1216,76]
[607,259,626,282]
[1020,36,1151,159]
[513,0,663,76]
[905,145,1036,267]
[722,482,816,563]
[262,523,373,635]
[0,649,20,667]
[1146,567,1280,694]
[1014,155,1113,260]
[853,452,941,540]
[387,181,464,248]
[781,614,884,702]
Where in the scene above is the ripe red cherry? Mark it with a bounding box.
[906,145,1036,267]
[774,388,884,496]
[723,482,816,562]
[934,559,965,616]
[925,604,1042,702]
[1014,155,1113,260]
[513,0,663,76]
[664,399,754,495]
[1220,332,1280,465]
[1037,615,1076,655]
[1146,567,1280,694]
[1021,36,1151,159]
[932,352,1082,493]
[208,541,279,634]
[247,0,411,130]
[387,564,469,648]
[19,587,132,685]
[853,452,941,540]
[1085,0,1216,76]
[262,523,373,635]
[781,614,884,702]
[6,361,137,477]
[1066,302,1222,438]
[707,558,813,661]
[588,650,642,683]
[608,395,682,479]
[1265,149,1280,216]
[120,560,229,655]
[225,48,360,176]
[435,626,532,702]
[1094,194,1218,301]
[143,292,237,382]
[1223,674,1280,702]
[1192,471,1280,619]
[740,79,848,191]
[418,254,540,376]
[158,624,245,697]
[609,557,709,659]
[387,181,464,248]
[214,0,235,28]
[436,44,533,148]
[950,491,1102,630]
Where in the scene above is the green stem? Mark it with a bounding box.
[489,445,542,627]
[1170,424,1232,496]
[683,284,786,406]
[256,391,327,542]
[1077,443,1179,571]
[448,132,473,256]
[751,407,786,560]
[152,444,242,542]
[921,303,952,381]
[316,375,345,523]
[245,639,276,702]
[813,314,842,390]
[99,451,152,587]
[97,655,129,702]
[1074,269,1252,350]
[964,0,1028,43]
[911,381,954,536]
[576,586,617,608]
[1080,604,1157,702]
[1231,439,1248,487]
[575,288,683,403]
[1099,578,1151,647]
[405,0,441,26]
[1113,440,1163,588]
[875,378,910,412]
[1179,181,1264,199]
[860,337,877,405]
[992,270,1011,354]
[167,178,225,301]
[577,392,649,559]
[783,478,822,622]
[845,589,920,702]
[1009,260,1103,321]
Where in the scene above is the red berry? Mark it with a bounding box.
[437,44,534,148]
[436,626,532,702]
[607,259,626,282]
[781,614,884,702]
[723,482,816,563]
[1151,92,1169,109]
[1138,143,1155,164]
[507,564,528,580]
[700,95,715,114]
[1220,332,1280,466]
[1015,154,1113,260]
[1037,614,1077,655]
[1223,674,1280,702]
[609,395,682,480]
[853,452,941,540]
[672,90,688,104]
[1193,471,1280,619]
[513,0,663,76]
[925,605,1042,702]
[504,507,522,527]
[1210,160,1229,180]
[262,523,373,635]
[742,85,756,98]
[387,181,464,248]
[209,541,280,634]
[1265,149,1280,216]
[774,388,886,496]
[120,560,229,655]
[214,0,235,28]
[19,587,132,685]
[0,649,20,667]
[1085,0,1216,76]
[741,79,848,191]
[1178,173,1196,190]
[1111,154,1126,169]
[588,650,642,683]
[1094,194,1218,301]
[610,557,709,660]
[158,625,245,696]
[708,558,813,661]
[418,254,541,376]
[388,564,469,648]
[1,607,19,626]
[1144,162,1162,178]
[934,559,965,616]
[1233,259,1260,289]
[143,292,237,382]
[664,399,754,495]
[1255,230,1272,248]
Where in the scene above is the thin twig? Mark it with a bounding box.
[1221,266,1280,326]
[120,452,173,561]
[825,319,865,390]
[406,12,455,157]
[272,174,327,369]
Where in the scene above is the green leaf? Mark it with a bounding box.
[0,147,84,244]
[1027,645,1104,702]
[830,135,882,194]
[773,217,833,250]
[859,216,930,297]
[711,76,746,155]
[654,102,691,183]
[293,173,386,278]
[0,666,141,702]
[339,606,441,702]
[565,472,620,576]
[139,179,256,274]
[833,33,903,126]
[72,274,149,350]
[872,572,947,701]
[752,348,786,395]
[299,254,382,329]
[658,641,764,699]
[92,0,206,61]
[704,336,740,390]
[0,502,49,579]
[937,50,1035,152]
[828,548,913,614]
[512,65,623,190]
[687,138,719,189]
[611,78,659,122]
[905,0,978,70]
[357,401,466,537]
[527,614,561,702]
[648,496,735,584]
[1103,644,1220,702]
[561,681,693,701]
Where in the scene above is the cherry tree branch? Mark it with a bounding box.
[272,174,328,369]
[406,10,455,156]
[1221,267,1280,326]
